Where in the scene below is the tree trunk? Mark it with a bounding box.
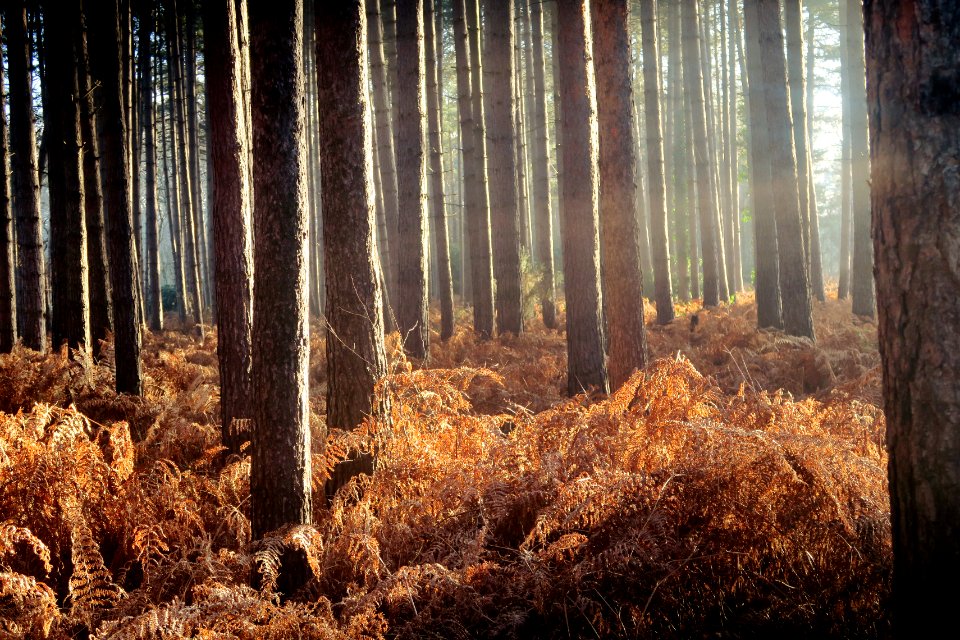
[847,0,875,318]
[139,0,163,332]
[556,0,608,396]
[838,0,852,301]
[528,0,557,329]
[204,0,255,453]
[684,85,700,301]
[639,0,674,325]
[316,0,391,498]
[7,5,46,352]
[668,0,689,303]
[249,0,312,539]
[184,3,211,316]
[485,0,524,336]
[87,0,143,395]
[425,0,455,341]
[592,0,647,391]
[864,1,960,633]
[44,1,90,351]
[0,15,15,353]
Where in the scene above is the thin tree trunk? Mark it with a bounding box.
[140,0,163,332]
[668,0,689,302]
[0,15,15,353]
[838,0,852,301]
[800,1,825,301]
[728,0,744,292]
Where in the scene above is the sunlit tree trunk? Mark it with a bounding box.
[668,0,689,303]
[0,16,15,353]
[139,1,163,332]
[837,0,852,301]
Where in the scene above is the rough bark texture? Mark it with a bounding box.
[847,0,875,318]
[592,0,647,391]
[204,0,255,453]
[316,0,391,499]
[44,1,90,351]
[528,0,557,329]
[680,0,720,307]
[485,0,524,336]
[249,0,312,538]
[639,0,674,325]
[754,0,815,339]
[87,0,143,394]
[0,16,14,353]
[395,0,430,360]
[864,0,960,633]
[424,0,455,341]
[556,0,608,396]
[139,1,163,332]
[7,5,46,352]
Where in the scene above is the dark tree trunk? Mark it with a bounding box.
[592,0,647,390]
[864,0,960,634]
[7,4,46,352]
[556,0,608,396]
[395,0,430,360]
[528,0,557,329]
[0,15,14,353]
[249,0,312,538]
[139,0,163,332]
[638,0,674,325]
[184,3,211,315]
[316,0,391,498]
[204,0,255,453]
[87,0,143,395]
[44,1,90,351]
[485,0,524,336]
[425,0,455,341]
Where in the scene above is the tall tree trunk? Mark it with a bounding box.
[7,5,46,352]
[44,1,90,351]
[727,0,744,292]
[87,0,143,394]
[515,0,532,256]
[681,0,719,307]
[865,2,960,634]
[668,0,689,303]
[316,0,392,498]
[395,0,430,360]
[485,0,524,336]
[797,1,825,302]
[743,0,783,329]
[837,0,853,301]
[0,15,15,353]
[751,0,815,339]
[847,0,875,318]
[592,0,647,390]
[639,0,675,325]
[139,0,163,332]
[204,0,255,453]
[425,0,455,341]
[249,0,312,539]
[184,2,211,315]
[528,0,557,329]
[556,0,608,396]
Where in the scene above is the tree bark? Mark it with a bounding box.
[556,0,608,396]
[139,0,163,332]
[668,0,689,303]
[249,0,313,538]
[0,15,15,353]
[838,0,853,301]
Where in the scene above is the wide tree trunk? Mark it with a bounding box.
[592,0,647,391]
[485,0,524,336]
[7,4,46,352]
[556,0,608,396]
[87,0,143,394]
[425,0,455,341]
[139,0,163,332]
[0,15,14,353]
[864,1,960,633]
[847,0,875,318]
[638,0,674,325]
[395,0,430,360]
[528,0,557,329]
[316,0,391,498]
[43,1,90,351]
[204,0,255,453]
[249,0,312,538]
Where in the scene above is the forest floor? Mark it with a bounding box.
[0,293,890,639]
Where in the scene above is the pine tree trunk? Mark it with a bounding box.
[592,0,647,390]
[315,0,391,498]
[684,85,700,301]
[865,2,960,633]
[838,0,852,301]
[87,0,143,395]
[0,15,15,353]
[249,0,312,538]
[515,1,533,256]
[668,0,689,303]
[425,0,455,341]
[485,0,524,336]
[7,5,46,352]
[204,0,255,453]
[556,0,608,396]
[139,1,163,332]
[847,0,874,318]
[184,3,211,315]
[639,0,675,325]
[528,0,557,329]
[803,8,825,303]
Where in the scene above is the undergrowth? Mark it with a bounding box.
[0,295,890,638]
